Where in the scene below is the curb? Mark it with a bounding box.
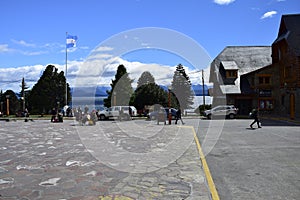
[181,126,220,200]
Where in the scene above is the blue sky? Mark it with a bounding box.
[0,0,299,91]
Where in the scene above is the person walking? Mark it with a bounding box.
[51,108,57,122]
[175,108,185,125]
[250,108,261,129]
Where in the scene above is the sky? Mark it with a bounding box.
[0,0,299,92]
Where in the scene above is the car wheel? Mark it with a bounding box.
[123,114,130,120]
[207,114,212,119]
[99,115,106,120]
[228,113,235,119]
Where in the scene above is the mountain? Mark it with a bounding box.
[71,84,211,98]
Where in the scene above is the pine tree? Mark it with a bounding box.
[28,65,71,114]
[136,71,155,88]
[104,64,134,107]
[171,64,194,110]
[20,77,29,111]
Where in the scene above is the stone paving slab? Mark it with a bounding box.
[0,120,210,200]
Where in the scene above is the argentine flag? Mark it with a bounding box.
[66,34,78,48]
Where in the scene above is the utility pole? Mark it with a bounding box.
[202,70,205,108]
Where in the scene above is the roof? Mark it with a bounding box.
[273,14,300,56]
[220,85,241,94]
[209,46,272,94]
[221,61,239,70]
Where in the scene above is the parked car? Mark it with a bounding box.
[147,108,178,120]
[203,105,238,119]
[97,106,137,120]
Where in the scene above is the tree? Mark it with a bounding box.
[133,83,168,111]
[136,71,155,88]
[20,77,29,111]
[28,65,71,114]
[104,64,134,107]
[171,64,194,110]
[2,90,19,116]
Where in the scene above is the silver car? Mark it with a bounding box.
[203,105,238,119]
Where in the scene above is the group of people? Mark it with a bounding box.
[73,106,97,125]
[50,108,63,123]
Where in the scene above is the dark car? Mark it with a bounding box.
[147,108,178,120]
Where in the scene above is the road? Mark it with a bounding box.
[192,118,300,200]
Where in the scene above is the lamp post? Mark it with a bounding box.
[113,91,116,106]
[202,69,205,108]
[168,86,172,125]
[6,95,10,116]
[0,101,3,114]
[21,96,25,111]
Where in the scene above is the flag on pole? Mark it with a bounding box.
[66,34,78,48]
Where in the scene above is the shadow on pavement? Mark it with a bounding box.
[260,119,300,127]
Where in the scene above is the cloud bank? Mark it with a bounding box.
[0,57,211,93]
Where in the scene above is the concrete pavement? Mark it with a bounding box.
[0,119,214,200]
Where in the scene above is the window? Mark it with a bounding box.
[284,66,292,79]
[259,99,274,110]
[258,75,271,86]
[281,95,285,106]
[226,70,237,78]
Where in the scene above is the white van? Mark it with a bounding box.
[97,106,137,120]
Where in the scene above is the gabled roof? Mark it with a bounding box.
[273,14,300,56]
[221,61,239,70]
[210,46,272,94]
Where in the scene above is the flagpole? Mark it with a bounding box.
[65,32,68,106]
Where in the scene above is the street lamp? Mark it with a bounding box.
[113,91,116,106]
[6,95,10,116]
[168,86,172,125]
[0,101,3,113]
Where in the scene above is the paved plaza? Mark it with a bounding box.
[0,119,211,200]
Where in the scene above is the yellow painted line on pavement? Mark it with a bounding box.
[180,126,220,200]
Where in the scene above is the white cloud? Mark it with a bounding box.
[0,55,211,93]
[261,11,277,19]
[0,44,14,53]
[11,39,36,47]
[214,0,235,5]
[22,50,48,56]
[92,46,114,53]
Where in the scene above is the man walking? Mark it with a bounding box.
[175,108,185,125]
[250,108,261,129]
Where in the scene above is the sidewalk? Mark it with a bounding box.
[0,120,215,199]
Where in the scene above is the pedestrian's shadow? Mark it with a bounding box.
[246,128,256,130]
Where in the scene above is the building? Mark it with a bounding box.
[209,14,300,119]
[240,64,280,115]
[271,14,300,119]
[209,46,272,114]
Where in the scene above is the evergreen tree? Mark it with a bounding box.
[136,71,155,88]
[20,77,29,111]
[2,90,19,115]
[104,64,134,107]
[28,65,71,114]
[171,64,194,110]
[133,83,168,111]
